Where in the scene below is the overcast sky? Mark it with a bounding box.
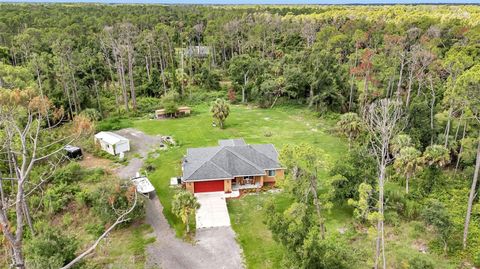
[0,0,479,4]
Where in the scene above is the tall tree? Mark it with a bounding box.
[211,98,230,129]
[0,89,90,268]
[171,191,200,234]
[394,146,422,193]
[364,99,403,269]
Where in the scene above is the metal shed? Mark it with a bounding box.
[94,132,130,156]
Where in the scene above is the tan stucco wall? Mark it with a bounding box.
[254,176,263,186]
[186,182,194,193]
[263,169,285,184]
[224,179,232,193]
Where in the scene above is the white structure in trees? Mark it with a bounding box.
[94,132,130,156]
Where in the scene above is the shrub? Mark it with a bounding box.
[53,162,84,184]
[408,256,434,269]
[80,108,101,121]
[96,116,133,132]
[83,167,105,182]
[89,183,144,225]
[25,227,78,269]
[473,251,480,267]
[185,90,226,105]
[136,96,161,114]
[43,183,79,214]
[160,91,180,114]
[85,223,105,237]
[330,147,377,201]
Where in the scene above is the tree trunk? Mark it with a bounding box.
[309,175,325,239]
[462,136,480,249]
[116,53,129,112]
[92,70,102,115]
[308,85,314,108]
[429,78,436,145]
[127,46,137,111]
[455,121,467,174]
[406,64,414,107]
[444,106,453,147]
[145,55,151,82]
[406,175,409,194]
[12,244,25,269]
[396,56,405,102]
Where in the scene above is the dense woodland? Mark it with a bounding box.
[1,3,480,269]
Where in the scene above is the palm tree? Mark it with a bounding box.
[390,134,412,157]
[211,98,230,129]
[422,145,451,168]
[171,191,200,234]
[393,146,422,193]
[336,112,362,150]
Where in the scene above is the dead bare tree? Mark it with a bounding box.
[363,98,403,269]
[0,89,87,268]
[60,188,138,269]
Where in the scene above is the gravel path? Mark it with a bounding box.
[111,128,244,269]
[113,128,163,179]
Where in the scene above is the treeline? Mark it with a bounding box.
[0,4,479,118]
[1,4,480,267]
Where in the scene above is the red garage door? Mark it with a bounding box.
[194,180,224,193]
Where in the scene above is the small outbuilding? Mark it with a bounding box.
[155,106,191,119]
[94,132,130,156]
[64,145,83,159]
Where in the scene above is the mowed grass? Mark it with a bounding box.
[132,104,458,269]
[132,104,347,266]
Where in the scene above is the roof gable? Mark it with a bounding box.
[210,148,264,177]
[182,139,281,181]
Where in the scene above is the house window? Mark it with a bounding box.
[267,170,276,177]
[244,176,254,184]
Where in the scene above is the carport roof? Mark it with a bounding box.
[94,131,129,145]
[183,139,281,181]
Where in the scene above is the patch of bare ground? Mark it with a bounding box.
[79,153,116,172]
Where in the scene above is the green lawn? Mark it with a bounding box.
[132,104,454,269]
[132,104,347,266]
[133,104,345,236]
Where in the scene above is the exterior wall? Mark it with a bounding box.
[115,141,130,154]
[254,176,263,186]
[275,169,285,180]
[97,140,115,155]
[224,179,232,193]
[262,169,285,185]
[186,182,194,193]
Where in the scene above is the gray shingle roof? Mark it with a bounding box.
[182,139,281,181]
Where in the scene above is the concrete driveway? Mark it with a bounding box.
[145,194,243,269]
[195,192,231,229]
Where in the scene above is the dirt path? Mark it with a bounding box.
[110,128,244,269]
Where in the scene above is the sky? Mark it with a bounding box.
[0,0,479,4]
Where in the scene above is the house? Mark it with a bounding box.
[182,139,284,193]
[94,132,130,156]
[155,106,191,119]
[182,45,210,58]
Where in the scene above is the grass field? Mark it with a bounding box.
[133,104,345,235]
[132,104,456,269]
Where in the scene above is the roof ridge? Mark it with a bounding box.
[209,160,233,178]
[187,160,232,180]
[249,144,280,164]
[184,146,223,178]
[223,147,264,172]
